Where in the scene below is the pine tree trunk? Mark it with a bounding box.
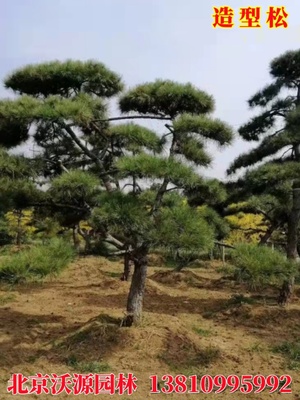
[122,245,148,327]
[102,176,114,193]
[72,226,80,250]
[221,245,225,265]
[121,252,132,281]
[286,90,300,258]
[16,210,22,247]
[174,250,186,272]
[278,277,294,306]
[84,236,91,253]
[286,215,299,259]
[286,181,300,260]
[259,225,276,246]
[78,228,91,254]
[279,180,300,306]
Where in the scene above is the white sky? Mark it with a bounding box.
[1,0,299,180]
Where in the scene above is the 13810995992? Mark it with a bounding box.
[149,374,292,394]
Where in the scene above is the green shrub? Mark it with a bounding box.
[0,238,75,283]
[231,243,296,290]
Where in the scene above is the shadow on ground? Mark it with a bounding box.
[0,309,124,370]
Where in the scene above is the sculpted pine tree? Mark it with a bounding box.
[115,80,233,324]
[228,49,300,260]
[0,61,233,325]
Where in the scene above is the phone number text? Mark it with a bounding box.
[149,374,292,394]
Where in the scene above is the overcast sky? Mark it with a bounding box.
[1,0,299,180]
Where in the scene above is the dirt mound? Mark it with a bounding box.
[160,330,221,372]
[147,253,166,267]
[144,283,162,296]
[221,303,253,319]
[150,270,205,287]
[97,278,124,290]
[52,317,126,364]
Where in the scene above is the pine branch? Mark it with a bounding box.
[280,147,293,160]
[269,128,285,138]
[57,160,69,173]
[104,234,125,249]
[165,186,179,193]
[253,207,273,222]
[107,115,171,122]
[61,122,114,192]
[233,227,267,233]
[151,134,178,213]
[107,250,127,256]
[214,241,235,249]
[165,124,174,133]
[122,182,142,192]
[162,132,173,140]
[68,115,171,128]
[227,130,294,174]
[30,202,89,211]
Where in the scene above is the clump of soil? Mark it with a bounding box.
[160,331,221,372]
[53,318,125,364]
[97,278,124,290]
[144,283,162,296]
[148,253,166,267]
[221,303,253,319]
[150,270,205,287]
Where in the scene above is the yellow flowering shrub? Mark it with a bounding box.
[5,209,37,244]
[224,207,268,246]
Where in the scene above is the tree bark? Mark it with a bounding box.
[174,250,187,271]
[121,252,132,281]
[72,226,80,250]
[78,227,92,254]
[286,216,299,259]
[221,245,225,265]
[278,277,294,306]
[286,181,300,260]
[279,180,300,306]
[259,224,277,246]
[151,130,177,214]
[16,210,22,247]
[62,123,114,192]
[287,89,300,260]
[122,245,148,327]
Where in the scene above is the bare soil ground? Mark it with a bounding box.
[0,256,300,399]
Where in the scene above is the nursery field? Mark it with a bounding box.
[0,255,299,399]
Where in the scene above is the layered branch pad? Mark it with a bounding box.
[229,49,300,176]
[5,60,124,97]
[119,80,215,118]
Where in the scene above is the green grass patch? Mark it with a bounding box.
[192,327,212,337]
[273,341,300,370]
[0,238,75,283]
[104,271,121,278]
[0,293,16,305]
[247,342,265,353]
[216,264,235,275]
[66,355,111,373]
[228,294,256,306]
